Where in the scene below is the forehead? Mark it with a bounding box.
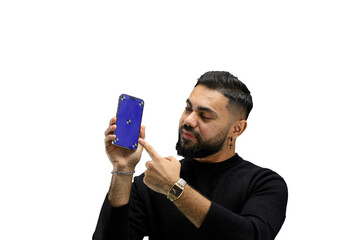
[188,85,229,116]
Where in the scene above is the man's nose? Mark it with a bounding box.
[183,112,198,128]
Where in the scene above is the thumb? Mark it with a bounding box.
[165,156,177,161]
[139,125,146,139]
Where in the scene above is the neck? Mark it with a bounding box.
[194,149,236,163]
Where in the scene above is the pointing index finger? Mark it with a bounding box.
[138,138,161,160]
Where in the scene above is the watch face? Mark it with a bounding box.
[170,184,183,197]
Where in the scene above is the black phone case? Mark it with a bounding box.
[112,94,144,150]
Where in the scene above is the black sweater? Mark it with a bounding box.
[93,154,288,240]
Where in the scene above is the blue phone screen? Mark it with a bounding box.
[113,94,144,150]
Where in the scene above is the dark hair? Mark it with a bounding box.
[195,71,253,119]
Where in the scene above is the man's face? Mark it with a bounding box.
[176,85,233,159]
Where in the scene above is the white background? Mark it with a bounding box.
[1,1,359,239]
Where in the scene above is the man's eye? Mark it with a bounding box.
[185,107,192,113]
[200,114,211,120]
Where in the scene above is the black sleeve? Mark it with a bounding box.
[199,170,288,240]
[92,178,149,240]
[92,196,131,240]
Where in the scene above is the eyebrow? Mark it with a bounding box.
[186,99,219,118]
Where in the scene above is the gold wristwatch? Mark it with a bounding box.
[167,178,187,202]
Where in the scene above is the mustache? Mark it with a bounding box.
[179,124,200,139]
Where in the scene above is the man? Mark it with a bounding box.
[93,71,288,240]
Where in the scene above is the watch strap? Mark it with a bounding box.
[177,178,187,187]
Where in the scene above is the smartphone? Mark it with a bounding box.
[112,94,144,150]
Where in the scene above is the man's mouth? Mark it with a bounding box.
[181,129,196,140]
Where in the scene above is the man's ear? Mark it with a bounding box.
[233,120,247,137]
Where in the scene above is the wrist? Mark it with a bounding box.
[161,178,180,195]
[167,178,187,202]
[111,170,135,176]
[112,164,135,173]
[112,163,135,176]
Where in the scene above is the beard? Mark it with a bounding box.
[176,124,230,159]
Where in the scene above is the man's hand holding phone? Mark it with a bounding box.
[104,116,146,172]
